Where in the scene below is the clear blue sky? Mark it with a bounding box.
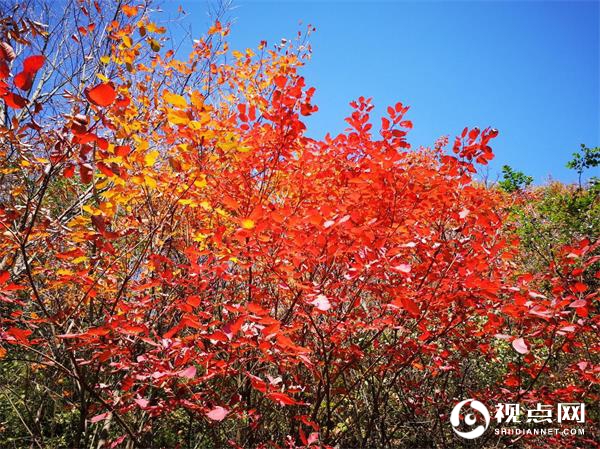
[162,0,599,184]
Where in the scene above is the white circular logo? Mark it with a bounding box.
[450,399,490,439]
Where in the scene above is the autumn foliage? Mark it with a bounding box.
[0,2,597,448]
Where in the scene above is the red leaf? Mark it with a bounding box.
[88,327,110,336]
[7,327,32,342]
[23,55,45,73]
[246,373,267,393]
[0,270,9,284]
[2,283,25,291]
[274,75,287,89]
[399,297,420,317]
[4,92,27,109]
[115,96,130,108]
[267,392,304,406]
[512,337,529,354]
[14,71,34,91]
[115,145,131,157]
[0,61,8,80]
[186,295,201,307]
[79,163,93,184]
[96,162,114,177]
[229,316,245,334]
[63,164,76,178]
[109,435,126,448]
[85,83,117,107]
[206,406,229,421]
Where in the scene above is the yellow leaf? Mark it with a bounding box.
[241,219,255,230]
[82,205,99,215]
[178,198,198,207]
[144,176,157,189]
[95,179,110,190]
[188,120,202,130]
[123,35,133,48]
[145,150,160,166]
[100,55,110,64]
[67,215,89,228]
[97,73,109,83]
[164,91,187,108]
[194,175,207,188]
[146,22,166,34]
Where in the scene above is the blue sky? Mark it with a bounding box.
[162,0,599,184]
